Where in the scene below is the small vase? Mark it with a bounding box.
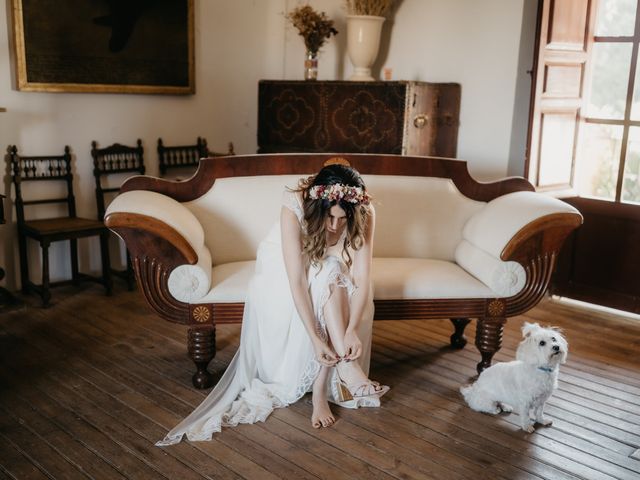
[304,50,318,81]
[346,15,385,81]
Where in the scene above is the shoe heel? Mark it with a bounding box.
[337,380,353,402]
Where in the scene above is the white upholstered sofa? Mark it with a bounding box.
[105,154,582,388]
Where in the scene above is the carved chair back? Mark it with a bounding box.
[157,137,235,177]
[92,140,145,220]
[157,137,207,176]
[9,145,77,226]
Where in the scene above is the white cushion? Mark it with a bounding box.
[462,191,579,259]
[186,176,302,265]
[455,240,526,297]
[363,176,485,261]
[372,258,497,299]
[186,175,485,264]
[195,257,501,304]
[196,261,256,303]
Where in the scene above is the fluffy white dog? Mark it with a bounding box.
[460,322,568,433]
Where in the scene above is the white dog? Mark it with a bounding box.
[460,322,568,433]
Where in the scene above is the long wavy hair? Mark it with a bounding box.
[294,164,371,267]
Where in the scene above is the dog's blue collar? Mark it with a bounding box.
[538,366,555,373]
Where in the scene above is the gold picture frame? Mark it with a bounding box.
[11,0,195,95]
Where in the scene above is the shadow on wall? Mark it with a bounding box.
[507,0,538,178]
[334,16,347,80]
[371,0,404,81]
[371,18,394,81]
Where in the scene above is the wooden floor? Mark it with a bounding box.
[1,285,639,480]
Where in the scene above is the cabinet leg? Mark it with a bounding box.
[188,326,216,389]
[449,317,471,349]
[475,317,506,373]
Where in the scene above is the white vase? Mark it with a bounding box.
[346,15,385,81]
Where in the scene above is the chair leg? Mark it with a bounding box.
[475,316,506,374]
[449,317,471,349]
[70,239,79,285]
[125,250,135,291]
[188,326,216,389]
[17,232,29,294]
[41,240,52,307]
[99,233,113,296]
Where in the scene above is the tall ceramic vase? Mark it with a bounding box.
[346,15,385,81]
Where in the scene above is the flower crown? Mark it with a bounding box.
[308,184,371,205]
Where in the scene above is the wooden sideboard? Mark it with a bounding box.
[257,80,460,157]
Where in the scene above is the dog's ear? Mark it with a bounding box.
[521,322,539,338]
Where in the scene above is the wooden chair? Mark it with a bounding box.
[91,140,145,290]
[157,137,234,177]
[9,145,112,307]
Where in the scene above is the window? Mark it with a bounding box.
[579,0,640,204]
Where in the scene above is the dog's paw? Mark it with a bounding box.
[522,424,535,433]
[537,417,553,426]
[499,403,513,413]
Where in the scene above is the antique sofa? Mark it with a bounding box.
[105,154,582,388]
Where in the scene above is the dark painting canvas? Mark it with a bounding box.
[13,0,194,94]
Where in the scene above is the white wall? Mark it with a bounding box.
[0,0,535,291]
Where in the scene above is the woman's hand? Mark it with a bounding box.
[313,337,339,367]
[343,329,362,361]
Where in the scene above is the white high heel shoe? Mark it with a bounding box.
[335,360,390,402]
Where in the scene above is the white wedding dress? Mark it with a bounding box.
[157,190,378,445]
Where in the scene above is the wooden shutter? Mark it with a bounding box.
[527,0,595,196]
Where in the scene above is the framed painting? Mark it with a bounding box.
[11,0,194,94]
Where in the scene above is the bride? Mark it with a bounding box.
[157,162,388,445]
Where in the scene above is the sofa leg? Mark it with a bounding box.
[475,317,506,374]
[187,326,216,389]
[449,318,471,349]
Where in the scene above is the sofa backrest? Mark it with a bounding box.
[185,174,485,265]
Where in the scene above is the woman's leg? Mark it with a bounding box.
[323,284,369,386]
[311,366,335,428]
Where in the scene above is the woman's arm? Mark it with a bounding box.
[343,206,375,360]
[281,206,339,366]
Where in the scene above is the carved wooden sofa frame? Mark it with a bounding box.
[105,154,582,389]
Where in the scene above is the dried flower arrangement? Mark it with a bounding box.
[287,5,338,54]
[345,0,395,17]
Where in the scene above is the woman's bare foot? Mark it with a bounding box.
[311,388,335,428]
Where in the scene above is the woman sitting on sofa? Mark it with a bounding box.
[157,163,388,445]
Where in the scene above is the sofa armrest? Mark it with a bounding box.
[104,191,212,323]
[105,191,206,258]
[462,191,583,261]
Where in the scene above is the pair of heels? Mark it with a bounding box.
[335,360,390,402]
